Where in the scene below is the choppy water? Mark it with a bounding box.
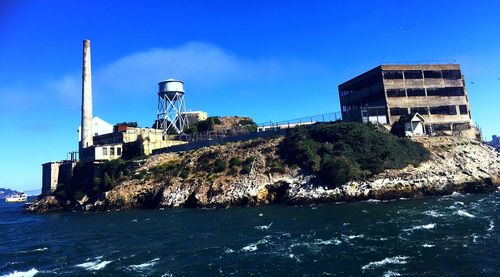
[1,191,499,276]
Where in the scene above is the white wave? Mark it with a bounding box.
[131,219,138,222]
[361,256,409,271]
[224,248,235,254]
[422,244,435,248]
[342,234,365,241]
[454,201,465,205]
[255,222,273,230]
[366,199,381,203]
[258,213,263,217]
[455,210,475,218]
[314,238,342,245]
[403,223,435,232]
[127,258,159,272]
[383,270,402,277]
[288,253,301,262]
[241,238,268,252]
[423,210,445,218]
[487,220,494,231]
[76,257,112,271]
[17,247,48,254]
[1,268,39,277]
[450,191,464,197]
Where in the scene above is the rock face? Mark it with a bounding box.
[26,136,500,213]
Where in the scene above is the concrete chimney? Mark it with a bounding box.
[80,39,93,150]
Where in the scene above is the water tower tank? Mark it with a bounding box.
[158,79,184,99]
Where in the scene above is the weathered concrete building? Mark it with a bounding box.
[41,160,76,195]
[79,126,186,163]
[339,64,477,137]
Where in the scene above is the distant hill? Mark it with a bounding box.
[0,188,22,199]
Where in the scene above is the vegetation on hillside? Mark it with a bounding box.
[280,122,430,187]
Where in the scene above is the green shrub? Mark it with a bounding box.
[240,165,251,175]
[179,168,190,179]
[213,159,227,173]
[280,122,430,188]
[229,157,242,167]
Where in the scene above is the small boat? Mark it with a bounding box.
[5,193,28,203]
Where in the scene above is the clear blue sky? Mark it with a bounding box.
[1,0,499,191]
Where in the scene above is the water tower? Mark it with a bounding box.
[156,79,189,134]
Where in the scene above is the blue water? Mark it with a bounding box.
[1,192,499,276]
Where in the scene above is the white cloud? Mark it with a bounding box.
[94,41,286,94]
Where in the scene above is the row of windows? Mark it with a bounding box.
[386,87,465,97]
[383,70,461,80]
[390,105,468,116]
[102,147,122,156]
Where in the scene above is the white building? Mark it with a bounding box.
[77,116,113,142]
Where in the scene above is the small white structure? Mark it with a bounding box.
[404,113,426,137]
[78,116,113,142]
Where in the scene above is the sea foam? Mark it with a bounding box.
[361,256,409,271]
[76,257,112,271]
[455,210,475,218]
[1,268,39,277]
[403,223,435,232]
[255,222,273,230]
[127,258,159,272]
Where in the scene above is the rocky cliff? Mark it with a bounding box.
[27,136,500,213]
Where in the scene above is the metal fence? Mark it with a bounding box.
[256,112,342,131]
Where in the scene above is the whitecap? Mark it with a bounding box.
[314,238,342,245]
[487,220,494,231]
[258,213,263,217]
[403,223,435,232]
[255,222,273,230]
[423,210,445,218]
[224,248,234,254]
[17,247,48,254]
[346,234,364,239]
[1,268,39,277]
[131,219,138,222]
[366,199,381,203]
[241,238,268,252]
[361,256,409,271]
[422,244,435,248]
[127,258,159,272]
[455,210,475,218]
[76,257,112,271]
[383,270,402,277]
[450,191,464,197]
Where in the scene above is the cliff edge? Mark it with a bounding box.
[27,132,500,213]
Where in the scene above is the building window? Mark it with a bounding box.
[427,87,464,97]
[117,147,122,155]
[407,88,426,97]
[447,87,465,96]
[424,70,442,78]
[403,70,423,79]
[442,70,461,79]
[459,105,468,115]
[110,147,115,156]
[390,108,409,116]
[411,107,429,115]
[386,89,406,97]
[430,105,457,115]
[102,147,107,155]
[383,70,403,79]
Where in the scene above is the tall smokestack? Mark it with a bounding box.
[80,39,93,150]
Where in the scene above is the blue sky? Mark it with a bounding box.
[1,0,499,191]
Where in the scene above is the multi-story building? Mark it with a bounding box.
[338,64,477,137]
[79,126,186,163]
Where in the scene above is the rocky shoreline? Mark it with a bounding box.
[26,136,500,213]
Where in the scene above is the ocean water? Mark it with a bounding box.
[1,191,499,276]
